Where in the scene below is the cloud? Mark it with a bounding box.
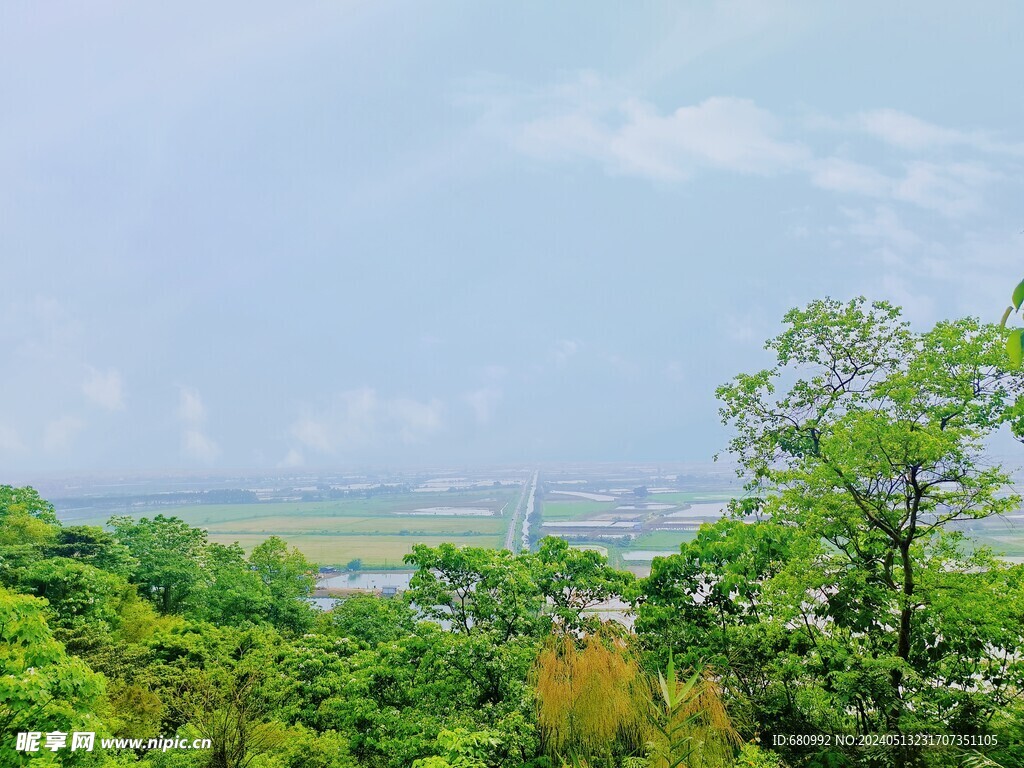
[811,157,997,218]
[517,89,808,180]
[82,366,124,410]
[464,387,502,426]
[177,387,220,463]
[278,448,305,468]
[2,296,82,363]
[552,339,579,365]
[181,429,221,463]
[891,161,997,218]
[178,387,206,423]
[665,361,686,383]
[289,387,444,455]
[841,206,922,253]
[855,108,1024,156]
[43,416,85,453]
[809,157,891,197]
[856,109,964,152]
[0,424,26,456]
[291,417,334,453]
[478,78,1015,220]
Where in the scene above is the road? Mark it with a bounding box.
[503,470,538,553]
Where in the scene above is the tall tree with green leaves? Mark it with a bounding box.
[405,544,546,641]
[715,298,1024,748]
[109,515,208,614]
[0,588,105,767]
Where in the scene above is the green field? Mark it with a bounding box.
[202,513,506,537]
[626,530,697,550]
[646,492,734,505]
[539,500,617,520]
[70,490,520,568]
[205,532,504,569]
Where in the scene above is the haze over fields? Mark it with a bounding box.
[3,3,1024,474]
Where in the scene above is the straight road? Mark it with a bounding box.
[503,470,538,553]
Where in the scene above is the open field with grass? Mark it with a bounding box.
[201,513,507,537]
[67,489,521,568]
[539,500,618,520]
[645,492,734,505]
[627,530,697,550]
[207,532,504,568]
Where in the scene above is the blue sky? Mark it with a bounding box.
[2,2,1024,473]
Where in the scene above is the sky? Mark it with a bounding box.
[2,1,1024,474]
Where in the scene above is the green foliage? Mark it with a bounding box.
[249,536,317,633]
[0,485,59,527]
[534,537,634,633]
[412,728,503,768]
[15,557,128,655]
[45,525,137,577]
[735,743,783,768]
[319,594,416,648]
[109,515,208,614]
[0,485,60,587]
[646,657,739,768]
[712,297,1024,749]
[187,542,273,627]
[0,588,105,767]
[405,543,546,640]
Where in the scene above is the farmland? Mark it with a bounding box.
[64,487,520,568]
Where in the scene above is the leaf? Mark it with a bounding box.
[1008,330,1024,368]
[1013,278,1024,310]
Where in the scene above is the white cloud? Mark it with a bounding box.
[291,416,335,453]
[464,387,502,426]
[2,296,82,363]
[519,92,808,180]
[43,416,85,453]
[83,366,124,410]
[552,339,579,365]
[0,424,26,456]
[809,157,891,197]
[482,80,1015,220]
[841,206,922,253]
[389,397,444,443]
[891,161,997,218]
[856,109,963,152]
[182,429,221,463]
[178,386,206,423]
[278,448,305,468]
[855,108,1024,157]
[177,387,219,463]
[290,387,444,455]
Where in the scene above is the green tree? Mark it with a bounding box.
[44,525,137,577]
[534,537,633,633]
[249,536,316,633]
[0,486,60,587]
[633,518,797,738]
[16,557,128,656]
[405,544,545,641]
[715,298,1024,748]
[109,515,208,614]
[320,593,416,649]
[0,588,105,767]
[188,543,272,627]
